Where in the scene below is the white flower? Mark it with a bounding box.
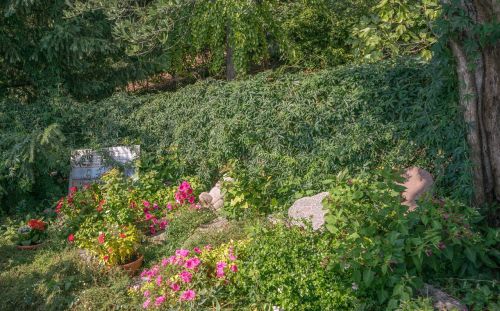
[351,282,358,291]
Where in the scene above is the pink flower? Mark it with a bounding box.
[204,244,212,251]
[170,283,180,291]
[179,271,192,283]
[230,264,238,272]
[155,296,165,306]
[156,275,162,286]
[216,261,227,278]
[67,233,75,243]
[144,290,150,297]
[143,201,151,208]
[98,233,105,244]
[179,289,196,301]
[228,247,237,261]
[103,255,109,262]
[193,247,202,254]
[149,226,156,235]
[161,258,169,267]
[145,213,154,221]
[188,196,195,204]
[159,220,168,230]
[167,203,173,210]
[153,203,159,210]
[176,249,189,258]
[185,257,201,270]
[69,186,78,193]
[143,298,151,309]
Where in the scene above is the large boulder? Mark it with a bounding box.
[288,192,330,230]
[400,167,434,211]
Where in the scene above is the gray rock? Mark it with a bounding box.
[288,192,330,230]
[420,284,468,311]
[212,199,224,211]
[199,192,213,207]
[208,186,222,203]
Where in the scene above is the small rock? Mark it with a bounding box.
[212,199,224,211]
[400,167,434,211]
[421,284,468,311]
[288,192,330,230]
[148,231,168,244]
[208,186,222,203]
[199,192,213,207]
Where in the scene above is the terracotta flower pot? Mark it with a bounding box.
[120,254,144,275]
[16,242,44,250]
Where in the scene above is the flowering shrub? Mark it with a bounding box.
[16,219,48,246]
[133,241,243,309]
[322,169,500,309]
[75,219,141,265]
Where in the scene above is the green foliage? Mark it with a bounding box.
[350,0,440,61]
[0,0,144,99]
[230,223,358,310]
[276,0,375,68]
[0,58,469,213]
[323,170,499,309]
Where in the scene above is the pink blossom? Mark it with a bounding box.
[145,213,154,221]
[228,247,237,261]
[216,261,227,278]
[170,283,180,291]
[179,271,192,283]
[185,257,201,270]
[188,196,195,204]
[155,296,165,306]
[159,220,168,230]
[143,200,151,208]
[143,298,151,309]
[156,275,162,286]
[161,258,169,267]
[230,264,238,272]
[153,203,159,210]
[193,247,202,254]
[176,249,189,258]
[149,226,156,235]
[204,244,212,251]
[179,289,196,301]
[143,290,150,297]
[167,203,173,210]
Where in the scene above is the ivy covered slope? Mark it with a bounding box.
[107,58,468,197]
[0,58,468,211]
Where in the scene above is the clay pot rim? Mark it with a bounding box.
[120,254,144,268]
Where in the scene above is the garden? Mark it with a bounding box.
[1,0,499,310]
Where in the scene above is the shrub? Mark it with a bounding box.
[230,224,358,310]
[75,220,141,265]
[322,170,500,309]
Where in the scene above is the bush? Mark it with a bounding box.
[322,170,499,309]
[230,224,358,310]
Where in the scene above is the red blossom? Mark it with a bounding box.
[68,233,75,243]
[98,233,106,244]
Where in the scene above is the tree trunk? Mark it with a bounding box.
[445,0,500,208]
[226,22,236,81]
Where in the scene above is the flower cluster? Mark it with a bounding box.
[27,219,47,231]
[136,243,239,309]
[142,201,169,235]
[174,181,196,206]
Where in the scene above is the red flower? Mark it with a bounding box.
[69,186,78,193]
[119,233,126,239]
[103,255,109,262]
[27,219,46,231]
[56,199,64,213]
[97,199,105,212]
[98,233,106,244]
[68,233,75,243]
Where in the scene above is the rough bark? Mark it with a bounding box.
[225,23,236,81]
[445,0,500,207]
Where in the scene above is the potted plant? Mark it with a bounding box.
[75,219,144,275]
[16,219,48,250]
